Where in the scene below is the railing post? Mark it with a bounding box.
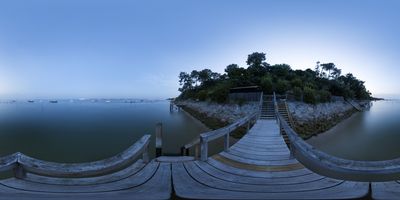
[195,144,200,159]
[180,147,185,156]
[169,102,174,113]
[13,163,26,179]
[142,143,150,163]
[224,130,230,152]
[200,136,208,161]
[155,122,163,157]
[289,142,295,158]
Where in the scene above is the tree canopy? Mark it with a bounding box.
[178,52,371,104]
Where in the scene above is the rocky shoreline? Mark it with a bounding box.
[287,101,358,139]
[175,100,259,124]
[175,99,371,139]
[174,100,259,138]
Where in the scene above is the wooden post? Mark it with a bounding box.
[155,123,163,157]
[13,163,26,179]
[289,142,295,159]
[224,133,230,152]
[169,102,173,113]
[195,144,200,159]
[180,147,185,156]
[142,144,149,163]
[200,136,208,161]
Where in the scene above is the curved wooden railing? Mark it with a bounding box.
[0,135,150,178]
[200,112,259,161]
[181,92,263,159]
[181,112,259,160]
[273,93,400,181]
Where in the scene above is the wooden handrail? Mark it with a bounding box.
[182,92,264,157]
[0,135,151,178]
[277,113,400,181]
[200,112,259,161]
[0,152,19,172]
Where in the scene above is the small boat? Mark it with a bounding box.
[28,100,35,103]
[49,100,58,103]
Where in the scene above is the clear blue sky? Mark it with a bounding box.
[0,0,399,99]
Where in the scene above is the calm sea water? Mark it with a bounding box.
[307,100,400,161]
[0,100,209,163]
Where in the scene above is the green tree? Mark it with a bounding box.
[292,87,303,101]
[246,52,269,84]
[303,87,316,104]
[178,72,193,92]
[321,63,335,79]
[275,79,289,94]
[270,64,291,77]
[260,75,273,94]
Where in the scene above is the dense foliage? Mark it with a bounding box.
[177,52,371,104]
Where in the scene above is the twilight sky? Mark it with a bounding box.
[0,0,399,99]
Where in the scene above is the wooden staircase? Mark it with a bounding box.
[260,95,275,120]
[277,100,295,147]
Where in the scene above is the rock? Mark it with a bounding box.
[176,100,259,123]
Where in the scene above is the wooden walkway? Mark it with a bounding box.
[0,135,171,200]
[172,119,369,199]
[372,181,400,200]
[0,160,171,199]
[0,94,398,199]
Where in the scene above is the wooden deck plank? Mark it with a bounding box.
[172,162,368,199]
[228,148,292,161]
[0,162,171,200]
[230,145,290,155]
[219,152,297,166]
[0,161,159,193]
[194,161,324,185]
[184,161,352,193]
[226,149,295,163]
[172,118,369,199]
[22,159,146,186]
[372,181,400,200]
[207,157,312,178]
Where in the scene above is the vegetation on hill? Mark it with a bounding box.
[177,52,371,104]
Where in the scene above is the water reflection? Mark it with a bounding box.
[307,100,400,161]
[0,100,210,162]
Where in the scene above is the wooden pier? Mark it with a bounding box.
[0,94,399,199]
[172,119,368,199]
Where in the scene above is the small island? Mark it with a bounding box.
[175,52,375,139]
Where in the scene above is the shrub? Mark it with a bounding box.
[260,75,273,94]
[303,87,316,104]
[318,90,331,103]
[292,87,303,101]
[209,83,230,103]
[197,90,208,101]
[291,78,302,88]
[275,80,289,94]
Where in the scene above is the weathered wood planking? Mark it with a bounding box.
[172,119,369,199]
[0,135,171,199]
[0,135,151,178]
[372,181,400,200]
[0,161,171,199]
